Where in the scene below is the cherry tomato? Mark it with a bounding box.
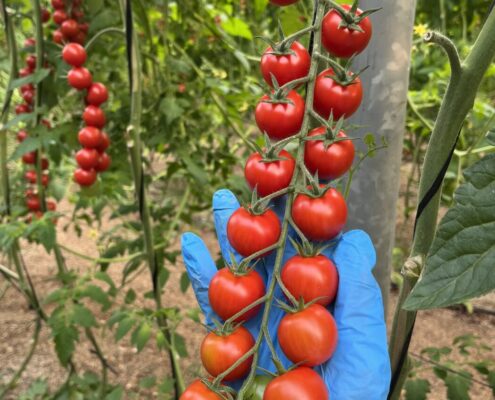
[17,130,28,142]
[53,10,68,25]
[71,9,84,20]
[322,5,372,58]
[15,104,31,114]
[304,128,355,180]
[61,19,80,38]
[41,8,51,23]
[278,304,337,366]
[95,152,111,172]
[24,37,36,47]
[20,84,34,94]
[180,380,223,400]
[292,187,347,241]
[22,151,37,165]
[51,0,65,9]
[22,89,35,105]
[86,83,109,106]
[53,30,65,44]
[46,200,57,211]
[26,196,41,211]
[25,171,49,186]
[263,367,328,400]
[281,255,338,306]
[244,150,295,197]
[75,148,99,170]
[227,208,281,257]
[74,168,97,186]
[200,326,254,381]
[19,67,33,78]
[67,67,92,90]
[26,55,37,70]
[62,43,87,67]
[78,127,103,148]
[83,105,106,128]
[79,22,89,33]
[209,268,265,323]
[41,158,49,170]
[261,41,310,88]
[314,68,363,120]
[72,31,87,45]
[255,90,304,140]
[96,132,110,153]
[269,0,299,5]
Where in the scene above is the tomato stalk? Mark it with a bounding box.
[388,10,495,399]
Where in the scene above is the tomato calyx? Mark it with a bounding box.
[288,236,334,258]
[329,0,380,32]
[209,319,245,337]
[253,134,293,163]
[305,113,346,149]
[244,189,272,216]
[225,253,259,276]
[316,52,368,86]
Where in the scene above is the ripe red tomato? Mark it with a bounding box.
[53,30,65,44]
[281,255,338,306]
[244,150,295,197]
[278,304,337,366]
[78,127,103,148]
[25,171,49,186]
[263,367,328,400]
[74,168,97,186]
[19,67,33,78]
[61,19,80,38]
[24,37,36,47]
[22,151,37,164]
[314,68,363,120]
[209,268,265,322]
[22,89,35,105]
[20,83,34,94]
[15,104,31,114]
[261,42,310,88]
[95,152,111,172]
[26,196,41,211]
[51,0,65,9]
[71,9,84,21]
[26,55,36,70]
[86,83,109,106]
[292,187,347,241]
[79,22,89,33]
[96,132,110,153]
[269,0,299,5]
[46,200,57,211]
[75,148,99,170]
[227,208,281,257]
[53,10,68,25]
[62,43,87,67]
[255,90,304,140]
[72,31,87,45]
[180,380,223,400]
[304,128,355,180]
[17,130,28,142]
[41,8,51,23]
[322,5,373,58]
[200,326,254,381]
[41,157,49,170]
[83,105,106,128]
[67,67,92,90]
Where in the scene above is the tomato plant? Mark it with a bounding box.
[180,380,225,400]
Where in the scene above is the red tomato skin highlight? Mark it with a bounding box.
[209,268,265,322]
[261,41,310,87]
[74,168,97,186]
[95,153,111,172]
[255,90,304,141]
[278,304,338,367]
[227,208,281,257]
[314,68,363,120]
[292,188,347,241]
[263,367,328,400]
[200,326,254,381]
[304,128,355,180]
[78,127,103,149]
[322,5,373,58]
[244,150,295,197]
[67,67,93,90]
[83,105,106,128]
[62,43,87,67]
[281,254,338,306]
[86,83,109,106]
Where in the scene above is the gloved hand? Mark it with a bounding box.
[181,189,391,399]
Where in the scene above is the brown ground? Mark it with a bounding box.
[0,163,494,399]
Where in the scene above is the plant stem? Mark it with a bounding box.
[85,27,125,52]
[388,9,495,398]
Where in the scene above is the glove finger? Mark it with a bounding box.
[181,232,217,326]
[323,230,391,400]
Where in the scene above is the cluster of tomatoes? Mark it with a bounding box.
[182,1,373,399]
[49,0,111,186]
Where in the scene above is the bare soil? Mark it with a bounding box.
[0,164,494,399]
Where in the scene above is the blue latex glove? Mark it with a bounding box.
[181,189,391,399]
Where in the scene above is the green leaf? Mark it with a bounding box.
[108,311,127,327]
[8,68,50,91]
[445,372,472,400]
[254,0,269,15]
[221,17,253,40]
[53,323,78,366]
[0,112,36,130]
[404,378,431,400]
[115,317,135,341]
[172,332,188,357]
[404,154,495,310]
[8,136,41,161]
[71,304,97,328]
[158,378,175,394]
[132,322,152,352]
[180,272,190,293]
[125,289,136,304]
[487,129,495,145]
[80,284,111,311]
[156,330,167,350]
[178,150,208,185]
[138,376,156,389]
[105,386,124,400]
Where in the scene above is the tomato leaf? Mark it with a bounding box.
[180,272,190,293]
[132,322,152,352]
[71,304,97,328]
[115,317,135,341]
[404,378,431,400]
[404,154,495,310]
[444,372,472,400]
[221,17,253,40]
[8,68,50,91]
